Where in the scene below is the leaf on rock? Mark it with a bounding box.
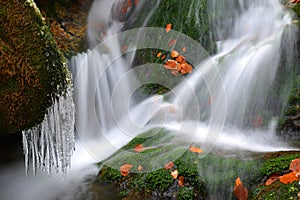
[291,0,300,3]
[182,47,186,52]
[166,23,172,33]
[120,163,133,176]
[253,115,263,128]
[290,158,300,173]
[171,50,179,58]
[234,177,248,200]
[176,55,186,64]
[134,144,144,152]
[279,171,299,184]
[165,161,174,170]
[265,173,280,186]
[134,0,139,6]
[138,165,143,171]
[178,176,185,187]
[171,169,178,179]
[189,145,203,154]
[157,52,162,58]
[168,39,177,46]
[164,60,179,70]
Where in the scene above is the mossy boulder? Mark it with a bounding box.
[0,0,70,134]
[95,128,300,199]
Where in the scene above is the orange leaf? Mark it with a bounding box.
[178,176,185,187]
[134,144,144,152]
[165,161,174,170]
[182,47,186,52]
[134,0,139,6]
[176,55,186,64]
[161,54,166,60]
[171,50,179,58]
[171,170,178,179]
[157,52,162,58]
[164,60,179,70]
[138,165,143,171]
[127,0,132,7]
[120,163,133,176]
[121,45,128,53]
[234,177,248,200]
[279,171,299,184]
[253,115,263,128]
[180,63,193,74]
[290,158,300,173]
[168,39,177,46]
[208,97,212,106]
[166,23,172,33]
[265,173,280,186]
[189,145,203,153]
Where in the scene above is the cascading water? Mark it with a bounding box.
[5,0,299,199]
[71,0,298,165]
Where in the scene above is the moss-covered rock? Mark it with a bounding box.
[34,0,92,58]
[96,128,300,199]
[0,0,70,134]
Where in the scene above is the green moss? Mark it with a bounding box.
[252,181,299,200]
[145,169,174,191]
[259,153,300,177]
[0,0,70,134]
[177,186,194,200]
[277,75,300,133]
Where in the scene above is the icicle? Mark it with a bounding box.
[22,87,75,177]
[22,132,29,178]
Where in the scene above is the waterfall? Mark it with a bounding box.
[70,0,298,165]
[21,0,298,178]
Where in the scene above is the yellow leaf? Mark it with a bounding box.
[171,170,178,179]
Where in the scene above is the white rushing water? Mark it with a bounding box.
[12,0,298,199]
[71,0,298,164]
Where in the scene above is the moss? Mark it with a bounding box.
[259,153,300,177]
[278,75,300,134]
[177,186,194,200]
[251,181,299,200]
[0,0,70,134]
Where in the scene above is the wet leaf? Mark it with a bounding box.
[121,45,128,53]
[178,176,185,187]
[253,115,263,128]
[189,145,203,154]
[176,55,186,64]
[180,63,192,74]
[161,54,166,60]
[166,23,172,33]
[265,173,280,186]
[157,52,162,58]
[291,0,300,3]
[164,60,179,70]
[279,171,299,184]
[234,177,248,200]
[171,169,178,179]
[134,144,144,152]
[165,161,174,170]
[168,39,177,46]
[138,165,143,171]
[171,50,179,58]
[290,158,300,173]
[120,163,133,176]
